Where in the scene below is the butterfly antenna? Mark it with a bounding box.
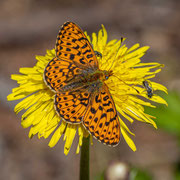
[108,37,124,71]
[112,74,139,93]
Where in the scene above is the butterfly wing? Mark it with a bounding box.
[54,88,93,124]
[44,57,82,92]
[44,22,120,145]
[54,81,100,124]
[83,83,120,146]
[44,22,100,124]
[55,21,98,69]
[44,22,99,92]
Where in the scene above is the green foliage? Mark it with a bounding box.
[175,171,180,180]
[130,167,152,180]
[174,162,180,180]
[94,171,104,180]
[145,91,180,137]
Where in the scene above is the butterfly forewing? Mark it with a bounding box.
[44,57,81,92]
[55,22,98,69]
[83,84,120,146]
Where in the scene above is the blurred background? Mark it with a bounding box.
[0,0,180,179]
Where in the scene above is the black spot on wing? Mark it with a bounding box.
[94,117,98,123]
[80,58,86,64]
[70,54,75,60]
[95,95,101,103]
[66,48,71,51]
[107,108,114,112]
[87,54,93,59]
[103,95,109,101]
[103,101,112,106]
[83,49,91,55]
[100,113,106,119]
[73,45,80,49]
[90,107,96,114]
[99,106,103,111]
[82,43,88,49]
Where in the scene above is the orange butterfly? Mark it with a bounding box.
[44,22,120,146]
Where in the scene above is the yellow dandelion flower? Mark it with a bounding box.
[7,22,167,155]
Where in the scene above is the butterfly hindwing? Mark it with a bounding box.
[55,21,98,69]
[83,84,120,146]
[55,90,91,124]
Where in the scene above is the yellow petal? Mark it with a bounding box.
[84,31,91,42]
[125,105,157,128]
[14,92,43,114]
[151,82,168,94]
[127,43,140,53]
[116,106,134,123]
[44,125,58,139]
[11,74,27,81]
[107,39,117,47]
[121,127,136,151]
[92,32,98,50]
[76,126,84,154]
[98,24,108,49]
[120,118,135,136]
[48,121,66,148]
[7,91,31,101]
[64,124,77,155]
[149,94,168,106]
[19,67,38,74]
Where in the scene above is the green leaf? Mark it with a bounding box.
[130,167,152,180]
[145,91,180,136]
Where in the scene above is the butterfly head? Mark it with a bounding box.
[103,70,113,81]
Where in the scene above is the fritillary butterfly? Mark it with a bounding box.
[44,22,120,146]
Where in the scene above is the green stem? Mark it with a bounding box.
[80,136,90,180]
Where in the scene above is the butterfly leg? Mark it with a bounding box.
[112,75,139,94]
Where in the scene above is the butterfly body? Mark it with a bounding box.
[55,68,113,93]
[44,22,120,146]
[84,69,112,83]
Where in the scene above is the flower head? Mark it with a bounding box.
[7,24,167,155]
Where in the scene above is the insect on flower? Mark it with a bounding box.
[44,22,120,146]
[7,21,168,154]
[143,80,153,98]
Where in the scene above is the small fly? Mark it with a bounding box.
[143,80,153,98]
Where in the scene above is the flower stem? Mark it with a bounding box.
[80,136,90,180]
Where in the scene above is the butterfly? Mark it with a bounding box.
[44,22,120,146]
[143,80,153,98]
